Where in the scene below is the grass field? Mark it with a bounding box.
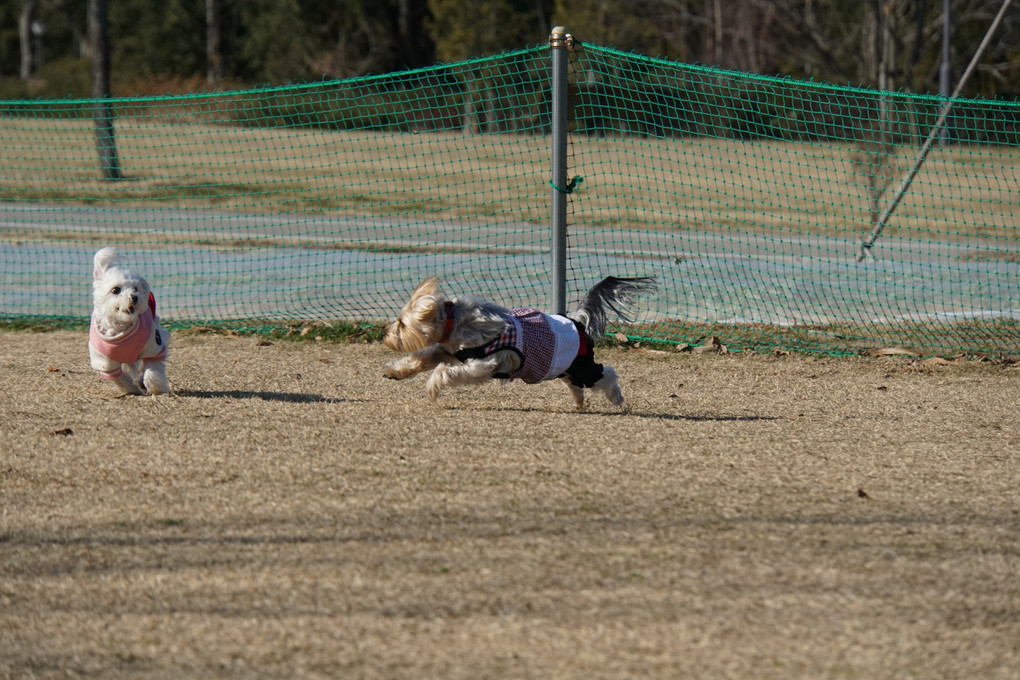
[1,118,1018,247]
[2,329,1018,679]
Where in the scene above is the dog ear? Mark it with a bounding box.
[408,277,443,323]
[411,277,441,299]
[93,247,119,279]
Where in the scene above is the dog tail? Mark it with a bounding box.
[570,276,656,339]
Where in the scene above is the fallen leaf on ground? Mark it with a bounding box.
[864,347,918,357]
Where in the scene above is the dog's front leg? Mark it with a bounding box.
[384,345,450,380]
[111,365,145,396]
[424,357,491,401]
[424,351,518,401]
[142,360,170,395]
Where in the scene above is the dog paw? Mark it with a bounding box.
[602,382,624,406]
[566,384,585,409]
[425,377,443,401]
[111,374,145,396]
[141,363,170,395]
[425,366,447,401]
[382,364,405,380]
[144,375,169,395]
[594,367,624,406]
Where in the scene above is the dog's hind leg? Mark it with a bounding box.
[589,365,624,406]
[560,377,586,410]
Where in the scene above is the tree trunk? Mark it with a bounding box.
[713,0,723,66]
[206,0,222,86]
[19,0,38,80]
[462,77,478,134]
[89,0,121,180]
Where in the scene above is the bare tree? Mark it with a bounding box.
[89,0,120,180]
[206,0,222,86]
[19,0,39,80]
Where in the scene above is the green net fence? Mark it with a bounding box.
[2,39,1019,356]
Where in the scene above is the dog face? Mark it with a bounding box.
[92,247,151,331]
[384,277,445,353]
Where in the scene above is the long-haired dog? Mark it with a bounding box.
[383,276,655,408]
[88,247,171,396]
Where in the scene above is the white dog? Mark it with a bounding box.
[383,276,655,408]
[88,247,170,395]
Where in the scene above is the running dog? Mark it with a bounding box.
[382,276,655,408]
[88,247,170,396]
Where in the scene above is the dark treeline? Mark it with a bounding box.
[2,0,1019,99]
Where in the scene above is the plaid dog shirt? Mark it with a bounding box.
[457,307,581,384]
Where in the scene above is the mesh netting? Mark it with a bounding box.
[2,41,1018,355]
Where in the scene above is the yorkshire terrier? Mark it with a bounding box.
[88,247,171,396]
[383,276,655,408]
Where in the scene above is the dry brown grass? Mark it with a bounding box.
[2,329,1018,679]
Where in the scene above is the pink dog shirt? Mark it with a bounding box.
[89,292,168,380]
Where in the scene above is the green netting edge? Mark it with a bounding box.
[0,46,547,107]
[583,42,1020,111]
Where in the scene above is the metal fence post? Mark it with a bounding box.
[549,26,572,315]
